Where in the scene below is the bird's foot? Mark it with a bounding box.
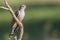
[9,33,14,39]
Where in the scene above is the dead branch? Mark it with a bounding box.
[0,0,24,40]
[0,6,9,10]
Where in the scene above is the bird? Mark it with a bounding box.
[9,4,26,38]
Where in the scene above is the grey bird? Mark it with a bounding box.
[9,4,26,38]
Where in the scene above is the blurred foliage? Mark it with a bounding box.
[0,0,60,40]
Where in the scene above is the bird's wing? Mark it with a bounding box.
[15,10,19,17]
[11,10,19,23]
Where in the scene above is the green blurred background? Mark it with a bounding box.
[0,0,60,40]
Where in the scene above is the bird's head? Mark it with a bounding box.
[19,4,26,10]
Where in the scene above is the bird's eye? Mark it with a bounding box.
[21,5,24,7]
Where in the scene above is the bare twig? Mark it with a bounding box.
[4,0,24,40]
[18,27,24,40]
[0,0,24,40]
[0,6,9,10]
